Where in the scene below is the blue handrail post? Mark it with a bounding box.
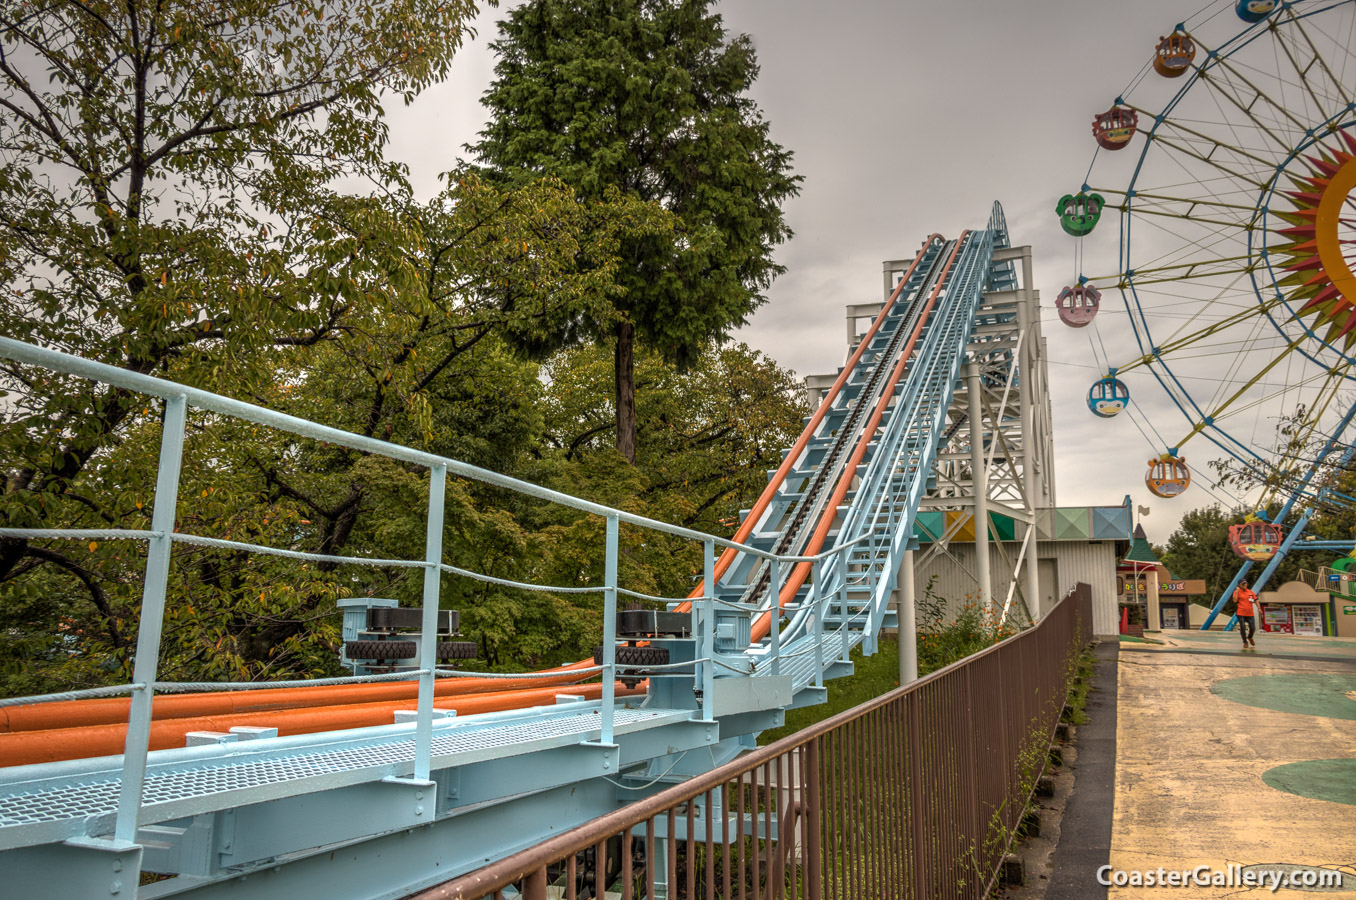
[771,561,787,676]
[839,564,851,663]
[115,393,188,843]
[414,463,447,782]
[812,557,825,689]
[701,540,716,722]
[600,514,619,744]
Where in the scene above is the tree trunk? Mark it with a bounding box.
[614,320,637,465]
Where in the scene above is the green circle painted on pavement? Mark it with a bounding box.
[1211,673,1356,720]
[1262,759,1356,806]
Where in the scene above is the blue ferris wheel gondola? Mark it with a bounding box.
[1088,376,1129,418]
[1236,0,1277,24]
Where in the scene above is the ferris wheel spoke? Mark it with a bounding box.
[1116,297,1288,375]
[1125,202,1258,232]
[1174,338,1308,451]
[1136,105,1278,181]
[1117,260,1257,287]
[1125,213,1254,282]
[1281,4,1356,109]
[1101,189,1265,216]
[1209,52,1313,133]
[1214,367,1349,467]
[1206,306,1289,411]
[1271,29,1336,120]
[1195,68,1296,153]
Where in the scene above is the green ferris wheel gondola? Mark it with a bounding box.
[1057,191,1105,237]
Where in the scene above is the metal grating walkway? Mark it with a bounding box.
[0,706,689,848]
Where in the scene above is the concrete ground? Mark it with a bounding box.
[1109,629,1356,897]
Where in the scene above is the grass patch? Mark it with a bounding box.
[755,613,1018,746]
[756,638,903,745]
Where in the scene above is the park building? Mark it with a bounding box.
[1115,525,1352,636]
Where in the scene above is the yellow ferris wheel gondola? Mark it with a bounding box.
[1146,456,1190,498]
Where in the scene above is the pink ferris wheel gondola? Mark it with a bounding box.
[1056,283,1101,328]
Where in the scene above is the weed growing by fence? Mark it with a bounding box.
[917,578,1021,674]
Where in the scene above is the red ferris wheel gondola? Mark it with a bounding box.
[1092,106,1139,151]
[1228,521,1283,561]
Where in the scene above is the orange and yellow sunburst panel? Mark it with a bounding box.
[1273,127,1356,347]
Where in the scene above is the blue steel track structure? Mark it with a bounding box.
[0,204,1019,899]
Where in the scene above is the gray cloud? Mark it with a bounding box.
[381,0,1322,542]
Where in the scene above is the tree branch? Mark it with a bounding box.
[23,545,127,650]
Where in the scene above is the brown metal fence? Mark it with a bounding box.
[413,584,1094,900]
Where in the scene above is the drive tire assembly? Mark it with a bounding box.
[345,640,417,660]
[592,644,670,688]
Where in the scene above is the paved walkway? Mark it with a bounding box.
[1109,630,1356,896]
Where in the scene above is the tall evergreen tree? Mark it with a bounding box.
[470,0,801,463]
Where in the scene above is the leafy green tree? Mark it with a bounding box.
[541,341,806,533]
[1205,407,1356,593]
[0,0,484,583]
[465,340,804,667]
[1159,507,1247,605]
[470,0,802,463]
[0,168,671,691]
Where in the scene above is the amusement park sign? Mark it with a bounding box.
[1123,578,1207,595]
[1159,579,1207,594]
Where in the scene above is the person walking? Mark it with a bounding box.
[1234,579,1259,648]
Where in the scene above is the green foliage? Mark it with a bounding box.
[0,0,809,699]
[1,0,488,592]
[1158,506,1248,605]
[541,341,807,532]
[470,0,801,459]
[756,640,903,746]
[915,577,1019,673]
[519,342,808,651]
[0,165,673,691]
[1160,501,1351,608]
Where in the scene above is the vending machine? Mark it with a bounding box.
[1290,605,1323,636]
[1262,604,1292,634]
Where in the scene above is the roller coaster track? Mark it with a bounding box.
[0,203,1019,898]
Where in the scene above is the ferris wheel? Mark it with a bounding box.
[1060,0,1356,559]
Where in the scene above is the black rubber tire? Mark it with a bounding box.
[345,640,417,660]
[591,645,670,667]
[436,641,478,660]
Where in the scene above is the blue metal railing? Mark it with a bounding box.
[774,228,994,665]
[0,206,1015,891]
[0,335,863,845]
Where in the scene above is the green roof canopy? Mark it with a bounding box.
[1122,524,1160,566]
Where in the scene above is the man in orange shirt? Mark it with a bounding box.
[1234,579,1258,648]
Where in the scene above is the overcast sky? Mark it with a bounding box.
[378,0,1329,545]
